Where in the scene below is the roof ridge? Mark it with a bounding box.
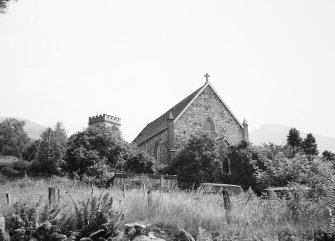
[133,84,204,144]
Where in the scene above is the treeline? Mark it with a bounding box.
[168,128,335,192]
[0,118,155,186]
[1,118,335,191]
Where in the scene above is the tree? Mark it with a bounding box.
[226,141,260,191]
[33,122,67,175]
[22,139,41,161]
[66,125,126,175]
[170,133,224,189]
[256,153,311,189]
[287,128,302,148]
[0,0,15,14]
[124,144,155,174]
[322,150,335,161]
[301,133,319,156]
[65,124,155,185]
[0,118,30,158]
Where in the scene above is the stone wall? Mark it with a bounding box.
[138,130,170,165]
[174,85,244,151]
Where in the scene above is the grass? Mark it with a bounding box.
[0,176,331,240]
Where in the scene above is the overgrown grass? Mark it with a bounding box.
[0,177,332,240]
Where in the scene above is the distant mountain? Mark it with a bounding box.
[250,124,335,153]
[0,117,46,140]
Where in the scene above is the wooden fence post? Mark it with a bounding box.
[122,184,126,200]
[160,176,164,190]
[5,192,10,205]
[222,189,232,224]
[49,187,57,208]
[147,189,152,210]
[0,216,5,234]
[141,183,147,199]
[58,188,61,204]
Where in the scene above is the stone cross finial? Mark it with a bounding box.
[204,73,210,82]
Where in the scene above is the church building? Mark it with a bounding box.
[133,74,249,165]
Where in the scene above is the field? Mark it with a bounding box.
[0,177,333,240]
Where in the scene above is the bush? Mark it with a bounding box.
[3,191,124,241]
[0,157,30,178]
[225,141,260,191]
[34,122,67,176]
[0,118,31,158]
[170,132,224,189]
[66,125,155,186]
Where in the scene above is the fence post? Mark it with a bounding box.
[122,184,126,200]
[222,189,231,224]
[160,176,164,190]
[5,192,10,205]
[142,183,147,199]
[147,189,152,210]
[49,187,57,208]
[0,216,5,235]
[58,188,61,204]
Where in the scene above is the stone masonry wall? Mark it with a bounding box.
[174,85,244,151]
[138,130,169,165]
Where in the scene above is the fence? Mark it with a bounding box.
[113,173,178,190]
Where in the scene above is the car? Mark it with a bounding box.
[197,183,243,195]
[262,186,312,199]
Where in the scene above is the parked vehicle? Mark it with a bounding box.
[262,186,312,199]
[197,183,243,195]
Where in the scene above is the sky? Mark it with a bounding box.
[0,0,334,142]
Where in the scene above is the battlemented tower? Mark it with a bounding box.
[88,114,121,128]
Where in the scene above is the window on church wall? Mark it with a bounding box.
[204,117,215,134]
[155,142,161,163]
[220,138,231,175]
[222,158,231,175]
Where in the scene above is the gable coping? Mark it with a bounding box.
[173,82,244,129]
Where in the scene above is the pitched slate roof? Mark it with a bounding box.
[133,84,205,145]
[133,81,245,146]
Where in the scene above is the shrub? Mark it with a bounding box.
[66,125,155,185]
[170,132,223,189]
[226,141,260,191]
[0,158,30,178]
[3,189,124,241]
[34,122,67,176]
[0,118,31,158]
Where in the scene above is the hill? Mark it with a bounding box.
[250,124,335,153]
[0,117,46,140]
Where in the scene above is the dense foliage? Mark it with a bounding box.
[170,130,334,194]
[0,0,13,13]
[30,122,68,176]
[301,133,319,156]
[169,133,224,189]
[0,118,30,158]
[287,128,302,148]
[225,141,260,190]
[65,124,155,186]
[286,128,319,156]
[0,117,333,194]
[0,119,155,185]
[323,150,335,161]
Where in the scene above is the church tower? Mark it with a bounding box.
[88,114,121,128]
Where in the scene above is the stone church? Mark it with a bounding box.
[133,74,249,165]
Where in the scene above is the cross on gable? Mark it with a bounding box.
[204,73,210,82]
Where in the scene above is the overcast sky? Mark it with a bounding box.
[0,0,334,142]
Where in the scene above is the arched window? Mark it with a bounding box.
[204,117,215,134]
[155,142,161,163]
[220,138,231,175]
